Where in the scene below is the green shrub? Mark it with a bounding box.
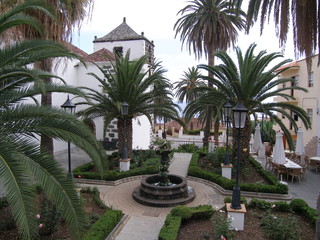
[39,196,61,236]
[300,206,318,224]
[261,214,300,240]
[80,187,107,210]
[248,199,273,210]
[73,162,95,173]
[171,206,192,220]
[158,213,182,240]
[142,157,160,167]
[189,153,199,167]
[159,205,214,240]
[196,148,208,158]
[184,129,202,135]
[211,213,234,240]
[74,160,159,181]
[188,155,288,194]
[189,205,214,219]
[274,201,291,212]
[224,197,247,206]
[290,198,308,214]
[177,143,199,153]
[82,210,122,240]
[290,199,318,224]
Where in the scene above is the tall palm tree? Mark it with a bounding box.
[174,66,206,103]
[237,0,320,231]
[0,2,105,240]
[151,60,176,128]
[239,0,318,71]
[0,0,94,154]
[77,51,183,156]
[174,0,246,146]
[197,43,311,160]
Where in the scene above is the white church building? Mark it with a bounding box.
[52,17,155,153]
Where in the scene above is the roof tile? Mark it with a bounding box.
[83,48,115,62]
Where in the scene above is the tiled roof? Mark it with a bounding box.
[83,48,115,62]
[63,42,88,58]
[93,17,147,42]
[275,61,300,72]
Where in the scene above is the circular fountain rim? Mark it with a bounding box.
[132,174,195,207]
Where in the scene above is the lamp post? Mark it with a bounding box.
[61,95,76,177]
[121,101,129,160]
[223,101,233,165]
[231,101,248,210]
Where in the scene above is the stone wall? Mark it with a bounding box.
[105,119,118,142]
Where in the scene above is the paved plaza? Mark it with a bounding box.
[53,147,320,240]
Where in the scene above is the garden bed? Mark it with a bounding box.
[160,199,317,240]
[189,152,288,194]
[178,209,315,240]
[0,188,121,240]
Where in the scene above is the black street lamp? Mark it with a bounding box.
[223,101,233,165]
[121,101,129,160]
[61,95,76,177]
[231,101,248,210]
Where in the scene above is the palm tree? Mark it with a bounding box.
[174,0,246,146]
[197,43,311,161]
[183,87,225,142]
[239,0,318,71]
[151,60,177,129]
[77,51,183,156]
[237,0,320,231]
[0,0,94,154]
[0,3,105,239]
[174,66,206,103]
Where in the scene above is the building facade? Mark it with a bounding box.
[52,18,155,152]
[275,55,320,156]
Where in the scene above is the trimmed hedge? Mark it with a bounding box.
[158,213,182,240]
[188,154,288,194]
[158,205,214,240]
[249,198,318,224]
[189,153,199,167]
[73,164,159,181]
[82,210,122,240]
[290,199,318,224]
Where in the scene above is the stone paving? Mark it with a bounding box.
[168,152,192,177]
[80,152,225,240]
[53,147,319,239]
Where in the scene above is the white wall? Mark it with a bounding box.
[132,115,151,149]
[52,58,152,152]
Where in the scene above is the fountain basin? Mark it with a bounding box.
[132,174,195,207]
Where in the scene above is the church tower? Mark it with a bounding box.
[93,17,154,66]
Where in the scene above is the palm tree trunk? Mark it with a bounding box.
[213,120,219,145]
[118,118,132,158]
[232,117,251,164]
[203,46,215,148]
[36,59,54,155]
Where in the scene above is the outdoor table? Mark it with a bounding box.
[310,156,320,162]
[283,158,302,169]
[309,156,320,173]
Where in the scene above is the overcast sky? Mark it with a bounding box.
[72,0,296,84]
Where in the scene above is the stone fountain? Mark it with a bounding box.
[132,149,195,207]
